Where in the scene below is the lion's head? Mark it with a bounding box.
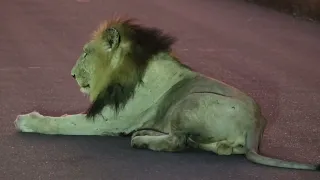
[71,17,176,118]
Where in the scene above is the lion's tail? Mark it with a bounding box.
[245,116,320,171]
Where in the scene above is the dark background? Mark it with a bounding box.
[245,0,320,21]
[0,0,319,179]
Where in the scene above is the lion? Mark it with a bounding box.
[14,17,319,171]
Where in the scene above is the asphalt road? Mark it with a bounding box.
[1,0,320,179]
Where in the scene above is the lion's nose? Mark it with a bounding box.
[72,74,76,78]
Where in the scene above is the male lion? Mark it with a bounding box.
[14,17,319,171]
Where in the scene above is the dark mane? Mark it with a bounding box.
[86,17,180,118]
[124,19,177,67]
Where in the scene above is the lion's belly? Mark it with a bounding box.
[174,93,257,146]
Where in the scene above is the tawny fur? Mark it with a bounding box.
[14,17,319,171]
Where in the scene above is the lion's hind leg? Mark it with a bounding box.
[131,133,187,152]
[132,128,167,137]
[197,140,246,155]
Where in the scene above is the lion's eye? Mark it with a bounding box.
[83,52,88,58]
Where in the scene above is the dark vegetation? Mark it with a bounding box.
[245,0,320,21]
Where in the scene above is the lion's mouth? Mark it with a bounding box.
[80,84,90,94]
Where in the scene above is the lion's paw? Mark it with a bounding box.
[216,142,233,155]
[131,136,149,149]
[14,111,43,132]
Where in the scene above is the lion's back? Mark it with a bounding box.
[154,74,258,136]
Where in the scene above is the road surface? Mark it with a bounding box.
[0,0,320,179]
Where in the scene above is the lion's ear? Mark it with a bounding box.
[102,27,120,51]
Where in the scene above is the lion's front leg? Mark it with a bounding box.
[131,133,187,152]
[14,111,113,136]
